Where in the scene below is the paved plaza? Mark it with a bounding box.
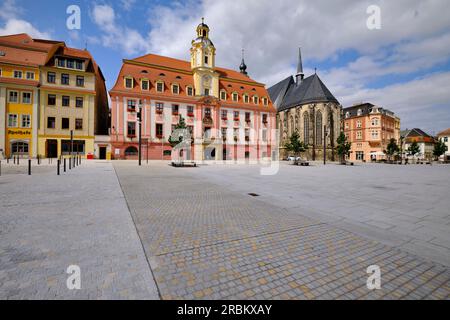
[0,160,449,299]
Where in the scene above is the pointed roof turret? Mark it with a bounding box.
[239,49,248,76]
[295,47,304,85]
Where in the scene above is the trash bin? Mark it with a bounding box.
[87,153,94,160]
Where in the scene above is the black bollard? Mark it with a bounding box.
[7,157,9,164]
[57,160,60,175]
[0,160,2,176]
[28,159,31,175]
[64,158,66,172]
[17,156,19,165]
[69,157,72,170]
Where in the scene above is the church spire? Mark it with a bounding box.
[239,49,248,76]
[296,47,304,85]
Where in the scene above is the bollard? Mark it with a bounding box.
[7,157,9,164]
[69,157,72,170]
[28,159,31,176]
[0,160,1,176]
[57,160,60,175]
[64,158,66,172]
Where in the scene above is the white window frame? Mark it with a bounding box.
[22,92,32,104]
[26,71,35,80]
[141,79,150,91]
[253,95,259,105]
[172,83,180,95]
[124,76,134,89]
[243,94,249,104]
[156,81,164,93]
[186,86,194,96]
[21,114,31,128]
[220,90,227,101]
[232,92,238,102]
[8,90,19,103]
[8,113,18,127]
[13,70,23,79]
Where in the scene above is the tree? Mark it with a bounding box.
[385,138,399,162]
[336,132,351,164]
[433,139,447,160]
[284,131,308,157]
[407,141,420,157]
[168,115,189,148]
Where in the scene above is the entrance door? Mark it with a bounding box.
[99,147,107,160]
[46,139,58,158]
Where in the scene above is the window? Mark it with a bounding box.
[204,127,211,139]
[141,80,149,90]
[62,140,85,154]
[262,97,268,106]
[48,94,56,106]
[356,131,362,140]
[221,110,228,120]
[14,70,22,79]
[8,91,18,103]
[232,92,238,102]
[125,77,133,89]
[22,92,31,104]
[356,151,364,161]
[220,90,226,100]
[253,96,259,104]
[127,122,136,137]
[62,96,70,107]
[8,114,18,127]
[127,100,136,112]
[357,109,362,116]
[243,94,249,104]
[67,60,74,69]
[371,118,379,126]
[234,111,240,121]
[58,58,66,67]
[204,108,212,118]
[26,72,35,80]
[204,55,209,65]
[187,86,193,96]
[156,123,163,137]
[163,150,172,156]
[156,81,164,92]
[356,120,362,128]
[76,60,83,70]
[345,112,350,119]
[61,73,70,85]
[76,76,84,87]
[47,72,56,83]
[245,129,250,141]
[262,129,267,142]
[444,137,448,143]
[262,114,268,124]
[156,102,164,114]
[172,104,179,115]
[47,117,56,129]
[233,128,239,140]
[187,105,194,116]
[172,84,179,95]
[371,130,379,139]
[125,146,138,156]
[204,88,210,96]
[76,97,83,108]
[75,118,83,130]
[345,122,349,129]
[221,128,227,139]
[11,141,29,154]
[21,114,31,128]
[245,112,251,122]
[62,118,70,129]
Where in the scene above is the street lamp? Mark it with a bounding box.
[323,125,330,165]
[138,100,143,166]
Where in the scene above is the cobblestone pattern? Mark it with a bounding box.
[0,162,159,300]
[115,163,450,300]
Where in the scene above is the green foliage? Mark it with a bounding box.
[284,131,308,156]
[336,132,351,163]
[385,138,400,159]
[407,141,420,156]
[433,140,447,158]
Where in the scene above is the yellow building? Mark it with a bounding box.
[0,34,49,158]
[0,33,109,159]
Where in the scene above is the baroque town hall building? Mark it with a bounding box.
[110,20,277,161]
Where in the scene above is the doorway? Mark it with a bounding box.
[99,147,107,160]
[46,139,58,158]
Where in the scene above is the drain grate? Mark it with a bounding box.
[248,193,260,197]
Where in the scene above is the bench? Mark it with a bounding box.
[171,161,197,168]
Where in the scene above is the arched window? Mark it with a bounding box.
[290,116,294,135]
[125,146,138,156]
[303,112,309,145]
[11,141,29,154]
[316,111,323,146]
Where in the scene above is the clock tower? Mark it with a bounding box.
[190,18,219,97]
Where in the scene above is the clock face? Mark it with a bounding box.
[202,75,211,87]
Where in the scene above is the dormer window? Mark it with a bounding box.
[141,79,149,90]
[253,96,259,105]
[14,71,22,79]
[232,92,238,102]
[125,77,133,89]
[243,94,249,104]
[220,90,226,101]
[156,81,164,92]
[345,112,350,118]
[172,84,180,95]
[262,97,268,106]
[357,109,362,116]
[186,86,193,96]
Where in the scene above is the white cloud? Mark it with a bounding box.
[91,4,149,55]
[120,0,136,11]
[0,0,50,39]
[0,18,50,39]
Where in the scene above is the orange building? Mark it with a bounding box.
[343,103,401,162]
[109,20,277,161]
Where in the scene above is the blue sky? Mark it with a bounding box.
[1,0,449,134]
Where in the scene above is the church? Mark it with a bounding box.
[268,49,342,161]
[109,19,277,161]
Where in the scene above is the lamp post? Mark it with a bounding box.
[138,100,143,166]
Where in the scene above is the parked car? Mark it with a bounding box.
[286,156,301,161]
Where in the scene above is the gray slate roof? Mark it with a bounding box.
[268,74,339,112]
